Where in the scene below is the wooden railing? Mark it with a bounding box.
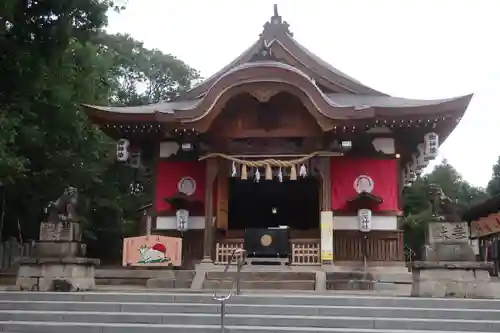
[0,238,35,271]
[214,231,404,265]
[333,230,404,261]
[215,240,244,264]
[290,239,320,265]
[214,239,320,265]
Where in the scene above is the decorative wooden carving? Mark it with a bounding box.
[249,89,278,103]
[209,92,321,138]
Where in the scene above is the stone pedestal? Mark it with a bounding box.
[16,257,99,291]
[411,220,496,298]
[16,221,99,291]
[411,261,493,298]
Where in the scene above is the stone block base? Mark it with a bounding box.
[16,257,99,291]
[423,243,476,261]
[411,261,495,298]
[34,241,86,258]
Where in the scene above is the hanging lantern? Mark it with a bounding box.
[299,164,307,178]
[116,139,130,162]
[277,167,283,182]
[403,165,413,187]
[176,209,189,232]
[358,208,372,232]
[423,132,439,160]
[254,168,261,182]
[409,171,417,182]
[129,152,141,169]
[231,161,237,177]
[417,143,429,168]
[411,155,418,170]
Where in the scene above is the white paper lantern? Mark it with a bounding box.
[358,208,372,232]
[408,171,417,182]
[411,154,418,170]
[417,143,429,169]
[129,152,141,169]
[116,139,130,162]
[176,209,189,232]
[424,132,439,160]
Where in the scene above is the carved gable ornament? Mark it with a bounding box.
[249,89,279,103]
[354,175,374,194]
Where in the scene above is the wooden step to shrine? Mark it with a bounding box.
[203,271,316,290]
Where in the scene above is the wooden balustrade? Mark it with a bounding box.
[214,230,404,265]
[333,230,404,261]
[290,239,320,265]
[214,238,320,265]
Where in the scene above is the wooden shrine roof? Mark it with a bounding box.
[84,91,472,122]
[462,194,500,222]
[83,4,473,138]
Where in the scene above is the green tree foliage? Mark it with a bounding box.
[487,156,500,196]
[96,33,200,106]
[0,1,198,263]
[403,160,489,256]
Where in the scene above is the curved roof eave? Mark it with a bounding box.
[331,93,473,118]
[82,89,473,124]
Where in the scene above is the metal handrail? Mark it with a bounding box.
[212,248,246,333]
[404,244,416,271]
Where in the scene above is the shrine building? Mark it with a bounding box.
[84,6,472,269]
[463,194,500,275]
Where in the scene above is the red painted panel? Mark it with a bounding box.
[155,161,206,213]
[330,157,398,212]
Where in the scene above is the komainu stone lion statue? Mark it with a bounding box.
[46,186,79,223]
[427,184,460,222]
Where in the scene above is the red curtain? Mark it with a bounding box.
[155,161,206,213]
[330,157,399,212]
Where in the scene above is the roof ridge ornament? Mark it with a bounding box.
[260,4,293,43]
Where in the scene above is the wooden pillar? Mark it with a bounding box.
[317,157,332,211]
[202,158,219,263]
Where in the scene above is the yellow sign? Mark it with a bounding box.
[320,212,334,261]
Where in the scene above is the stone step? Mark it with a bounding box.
[1,292,499,309]
[95,269,195,287]
[0,310,499,331]
[205,271,315,281]
[0,321,489,333]
[203,280,315,290]
[1,301,498,320]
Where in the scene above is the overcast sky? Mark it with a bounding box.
[107,0,500,188]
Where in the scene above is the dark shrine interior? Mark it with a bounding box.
[228,177,320,230]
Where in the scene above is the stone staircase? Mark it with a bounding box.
[203,271,316,290]
[0,291,499,332]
